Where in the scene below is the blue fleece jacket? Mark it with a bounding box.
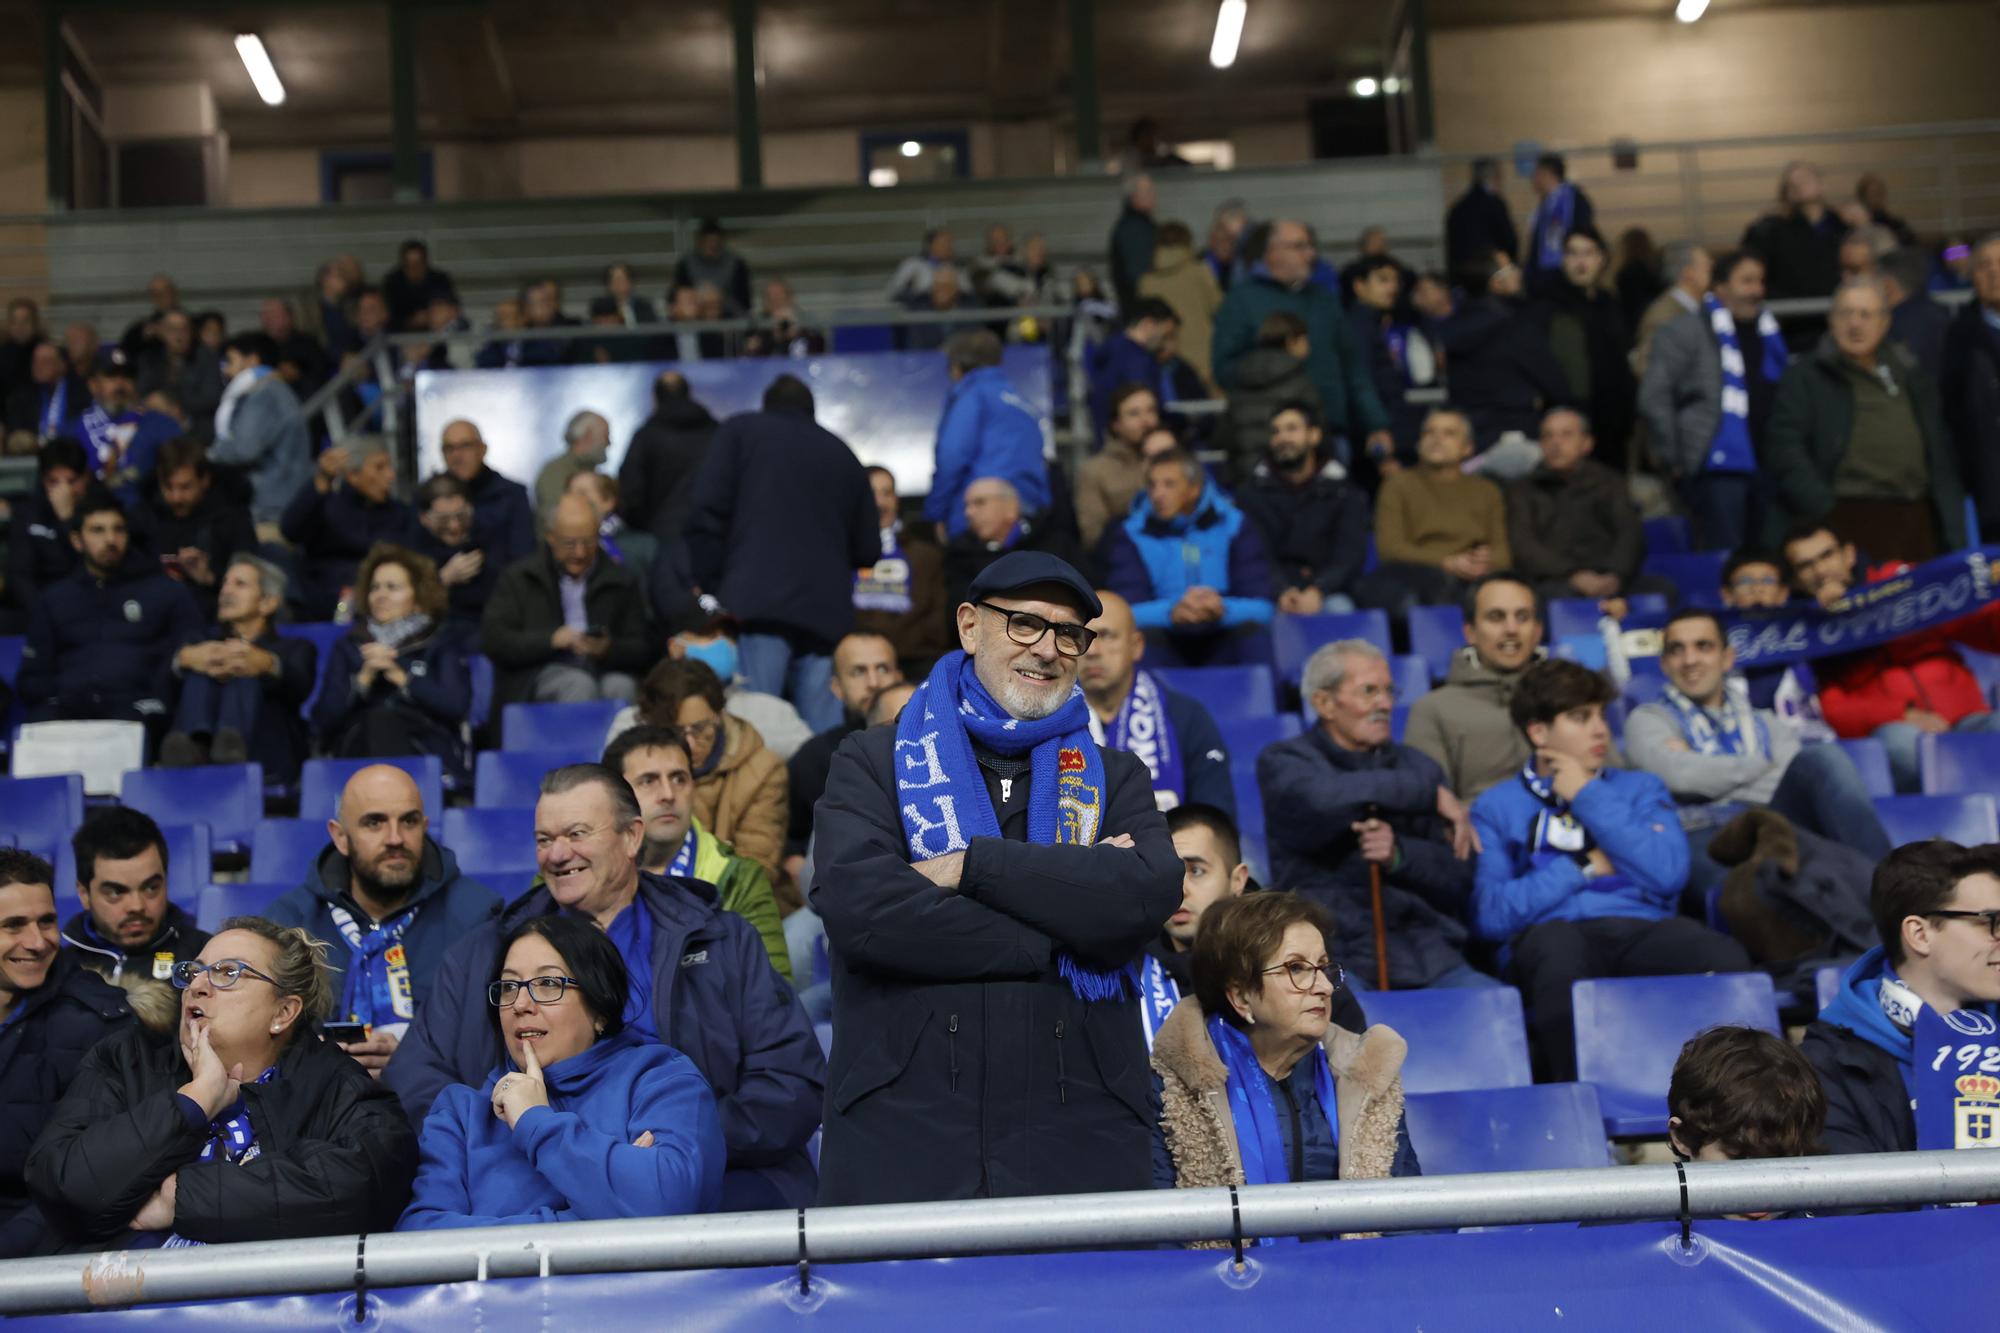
[1469,766,1688,960]
[397,1028,724,1229]
[925,366,1050,537]
[1102,484,1275,632]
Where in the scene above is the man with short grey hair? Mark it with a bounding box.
[162,552,317,780]
[533,407,611,529]
[1258,638,1493,990]
[279,432,419,620]
[1631,241,1712,376]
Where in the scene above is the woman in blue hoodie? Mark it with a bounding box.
[398,915,724,1229]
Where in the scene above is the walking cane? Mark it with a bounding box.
[1366,804,1390,991]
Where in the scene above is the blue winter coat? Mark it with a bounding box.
[398,1028,724,1229]
[18,557,202,715]
[1101,484,1275,631]
[1469,767,1689,962]
[924,366,1051,537]
[383,873,824,1211]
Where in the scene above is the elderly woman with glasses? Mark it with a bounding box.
[26,917,417,1250]
[399,915,723,1229]
[1151,892,1419,1227]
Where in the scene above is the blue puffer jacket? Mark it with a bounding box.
[398,1027,724,1228]
[1101,483,1275,632]
[1468,767,1689,962]
[924,366,1050,537]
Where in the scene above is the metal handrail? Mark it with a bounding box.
[0,1149,1993,1315]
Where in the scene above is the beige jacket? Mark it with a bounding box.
[1139,243,1224,396]
[1075,437,1147,551]
[692,712,789,885]
[1402,646,1537,800]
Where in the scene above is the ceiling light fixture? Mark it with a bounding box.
[900,140,921,158]
[1382,76,1403,94]
[1675,0,1710,22]
[1210,0,1247,69]
[234,34,286,106]
[1352,77,1379,98]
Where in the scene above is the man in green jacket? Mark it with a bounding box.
[604,723,792,983]
[1210,218,1394,466]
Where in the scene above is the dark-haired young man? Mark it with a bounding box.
[1404,573,1544,800]
[4,437,93,628]
[1236,400,1372,616]
[1470,659,1751,1079]
[131,436,258,623]
[1806,841,2000,1156]
[61,807,207,983]
[1138,803,1251,1048]
[1669,1026,1827,1167]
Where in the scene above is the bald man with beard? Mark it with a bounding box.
[1079,590,1235,815]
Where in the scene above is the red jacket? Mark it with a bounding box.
[1816,562,2000,737]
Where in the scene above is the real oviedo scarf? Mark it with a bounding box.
[1661,678,1770,760]
[1702,293,1789,475]
[1087,668,1186,810]
[1531,182,1577,272]
[896,650,1135,1002]
[1209,1012,1338,1241]
[1880,969,2000,1154]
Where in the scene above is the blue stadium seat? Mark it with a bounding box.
[1642,551,1728,599]
[1390,654,1430,704]
[160,823,212,903]
[1547,594,1670,642]
[1835,738,1894,799]
[1572,972,1782,1136]
[1873,794,2000,848]
[119,764,265,852]
[1621,673,1667,709]
[1354,986,1533,1094]
[251,818,329,887]
[1219,715,1303,766]
[477,751,571,810]
[0,773,84,843]
[1919,732,2000,797]
[10,835,75,902]
[441,806,539,885]
[1642,515,1690,556]
[1225,716,1303,883]
[1270,610,1393,684]
[0,635,22,687]
[1403,1084,1612,1175]
[1817,965,1842,1013]
[1151,666,1276,724]
[468,654,495,731]
[1389,703,1410,742]
[501,701,625,755]
[1408,605,1464,683]
[197,882,296,933]
[278,622,348,720]
[299,756,444,822]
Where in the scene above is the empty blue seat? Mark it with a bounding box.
[1873,794,2000,848]
[1389,653,1430,704]
[1919,732,2000,797]
[0,773,84,842]
[467,654,495,731]
[477,751,571,810]
[1220,715,1303,765]
[160,823,212,903]
[1151,666,1276,724]
[10,835,76,904]
[1621,673,1667,709]
[299,756,444,822]
[1547,594,1670,643]
[1642,551,1727,598]
[1642,515,1690,556]
[119,764,265,852]
[441,806,539,884]
[251,818,328,887]
[1403,1084,1612,1175]
[1408,604,1464,683]
[277,622,348,720]
[1835,738,1894,799]
[1270,610,1393,684]
[501,701,625,755]
[1389,702,1410,742]
[1354,986,1533,1094]
[197,882,296,933]
[1573,972,1782,1136]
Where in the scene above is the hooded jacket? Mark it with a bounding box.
[398,1027,725,1229]
[265,837,500,1026]
[26,1020,417,1250]
[1801,947,1939,1156]
[688,712,789,886]
[1101,483,1275,632]
[383,872,824,1211]
[1435,295,1573,446]
[18,555,203,715]
[617,395,718,545]
[925,366,1051,539]
[1812,562,2000,738]
[60,903,209,985]
[1402,646,1539,800]
[1505,458,1647,589]
[1139,243,1224,396]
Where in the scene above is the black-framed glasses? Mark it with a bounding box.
[974,602,1097,657]
[1259,960,1346,994]
[172,959,280,991]
[1930,909,2000,940]
[489,976,583,1006]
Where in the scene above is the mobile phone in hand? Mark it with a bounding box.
[323,1021,369,1045]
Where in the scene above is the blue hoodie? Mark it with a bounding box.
[1818,948,1912,1067]
[398,1027,724,1229]
[925,365,1051,537]
[1102,483,1275,632]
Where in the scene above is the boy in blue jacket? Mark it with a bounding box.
[1470,659,1751,1080]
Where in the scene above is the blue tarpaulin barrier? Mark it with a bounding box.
[11,1205,1993,1329]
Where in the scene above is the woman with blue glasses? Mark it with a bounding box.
[26,916,416,1250]
[398,914,723,1229]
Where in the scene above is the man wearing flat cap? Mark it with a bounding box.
[811,549,1183,1205]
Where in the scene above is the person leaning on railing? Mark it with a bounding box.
[25,916,417,1251]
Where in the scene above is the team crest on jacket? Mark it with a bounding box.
[123,600,142,622]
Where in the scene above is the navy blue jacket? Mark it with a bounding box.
[18,557,203,714]
[1106,684,1235,819]
[1260,730,1477,988]
[1436,295,1573,447]
[924,366,1051,538]
[311,622,471,772]
[267,838,499,1025]
[3,487,79,618]
[179,624,316,782]
[685,407,879,650]
[409,529,502,634]
[1088,332,1165,438]
[384,873,824,1211]
[1235,458,1371,599]
[60,902,209,985]
[0,953,134,1258]
[129,489,260,624]
[279,481,421,619]
[460,465,536,566]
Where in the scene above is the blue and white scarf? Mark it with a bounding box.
[1210,1013,1338,1209]
[854,525,915,614]
[1138,954,1181,1051]
[328,904,417,1033]
[159,1067,281,1249]
[1703,294,1789,474]
[1088,669,1186,809]
[1530,183,1577,271]
[896,650,1133,1002]
[78,404,136,476]
[1882,968,2000,1154]
[667,829,699,880]
[38,379,68,442]
[1518,760,1626,891]
[1661,679,1770,760]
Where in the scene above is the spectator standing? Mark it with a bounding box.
[1371,409,1511,613]
[1639,250,1788,552]
[673,220,753,316]
[1763,276,1963,561]
[942,477,1085,609]
[1138,221,1223,395]
[131,438,258,624]
[853,466,952,676]
[742,277,829,358]
[281,437,421,622]
[260,297,329,396]
[382,240,458,332]
[1630,242,1712,377]
[884,229,964,307]
[1535,227,1637,469]
[1506,408,1656,611]
[61,808,208,984]
[1404,574,1544,800]
[1446,158,1519,275]
[207,333,311,530]
[0,296,43,406]
[1202,200,1248,291]
[1942,234,2000,535]
[135,310,221,441]
[483,494,655,709]
[925,330,1050,540]
[1080,590,1233,815]
[1613,227,1668,335]
[311,545,472,772]
[1437,253,1571,457]
[1075,384,1158,552]
[117,273,179,361]
[616,372,717,547]
[76,349,180,501]
[1470,660,1750,1080]
[599,260,660,327]
[1881,246,1951,385]
[1344,255,1424,452]
[1743,162,1845,348]
[1237,401,1372,615]
[1108,173,1159,310]
[410,474,498,639]
[533,410,611,531]
[810,552,1182,1204]
[967,224,1017,306]
[1854,173,1918,248]
[3,438,90,628]
[1086,299,1174,438]
[437,418,536,566]
[163,553,313,779]
[1522,154,1596,295]
[684,376,879,735]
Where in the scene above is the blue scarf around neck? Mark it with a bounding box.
[1703,293,1789,474]
[896,650,1133,1002]
[1208,1013,1339,1218]
[328,903,418,1032]
[1138,953,1181,1051]
[1661,678,1770,760]
[1881,966,2000,1153]
[1092,668,1186,808]
[1518,760,1630,892]
[1531,183,1577,271]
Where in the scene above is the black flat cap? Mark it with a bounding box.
[964,550,1102,620]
